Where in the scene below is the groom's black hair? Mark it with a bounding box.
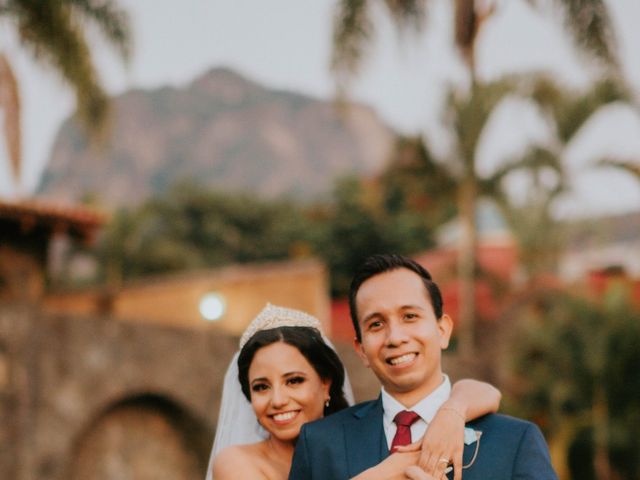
[237,326,349,416]
[348,253,444,342]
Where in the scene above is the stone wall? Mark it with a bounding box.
[0,303,379,480]
[0,303,236,480]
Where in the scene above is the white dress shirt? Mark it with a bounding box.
[381,374,452,449]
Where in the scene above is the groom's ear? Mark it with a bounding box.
[437,313,453,350]
[353,337,370,368]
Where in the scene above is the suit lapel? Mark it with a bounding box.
[345,396,388,478]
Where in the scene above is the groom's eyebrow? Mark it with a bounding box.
[361,311,382,325]
[400,305,424,311]
[361,305,424,323]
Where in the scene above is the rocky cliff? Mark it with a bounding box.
[38,68,393,207]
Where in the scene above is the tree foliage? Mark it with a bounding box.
[0,0,131,188]
[98,182,316,282]
[315,176,435,295]
[507,284,640,479]
[486,76,630,278]
[95,178,435,296]
[1,0,132,129]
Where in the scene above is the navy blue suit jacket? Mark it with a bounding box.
[289,397,558,480]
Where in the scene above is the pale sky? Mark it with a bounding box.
[1,0,639,218]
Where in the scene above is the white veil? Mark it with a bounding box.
[205,304,354,480]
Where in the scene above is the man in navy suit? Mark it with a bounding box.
[290,254,557,479]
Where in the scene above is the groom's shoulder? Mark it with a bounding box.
[470,412,537,429]
[468,413,547,443]
[303,399,379,432]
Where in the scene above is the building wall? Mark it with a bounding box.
[559,241,640,281]
[44,259,332,336]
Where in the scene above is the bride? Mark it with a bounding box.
[207,304,500,480]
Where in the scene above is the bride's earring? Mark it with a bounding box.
[325,396,330,408]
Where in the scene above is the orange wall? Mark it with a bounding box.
[44,259,332,336]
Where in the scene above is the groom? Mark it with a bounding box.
[289,254,557,479]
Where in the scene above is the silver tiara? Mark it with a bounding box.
[239,303,323,349]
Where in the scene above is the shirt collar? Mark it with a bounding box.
[381,374,451,425]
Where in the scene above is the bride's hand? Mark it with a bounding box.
[404,466,439,480]
[395,401,464,480]
[350,451,420,480]
[409,378,499,479]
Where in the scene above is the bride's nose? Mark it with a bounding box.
[270,385,289,408]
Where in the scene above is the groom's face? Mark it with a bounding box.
[353,268,452,406]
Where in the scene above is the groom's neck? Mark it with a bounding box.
[386,372,445,408]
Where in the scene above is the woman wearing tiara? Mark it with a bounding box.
[207,304,500,480]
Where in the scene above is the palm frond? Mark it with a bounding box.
[597,158,640,181]
[13,0,108,130]
[68,0,133,62]
[5,0,131,134]
[527,0,619,73]
[559,79,628,142]
[530,76,628,144]
[0,54,21,183]
[446,77,517,169]
[331,0,374,90]
[383,0,427,32]
[481,145,564,198]
[554,0,619,72]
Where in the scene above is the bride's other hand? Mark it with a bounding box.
[412,403,464,480]
[416,379,501,480]
[404,466,439,480]
[351,451,420,480]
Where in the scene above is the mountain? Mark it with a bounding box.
[38,68,394,207]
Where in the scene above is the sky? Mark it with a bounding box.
[1,0,639,218]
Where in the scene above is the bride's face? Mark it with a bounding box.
[248,341,330,443]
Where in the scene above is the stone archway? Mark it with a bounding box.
[68,393,211,480]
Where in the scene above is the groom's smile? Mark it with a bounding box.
[353,267,453,407]
[386,352,418,366]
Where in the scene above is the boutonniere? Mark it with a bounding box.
[464,427,482,445]
[461,428,483,470]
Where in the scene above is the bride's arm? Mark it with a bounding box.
[211,446,265,480]
[446,378,501,420]
[350,451,436,480]
[396,379,501,480]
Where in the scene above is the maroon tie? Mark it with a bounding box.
[390,410,420,453]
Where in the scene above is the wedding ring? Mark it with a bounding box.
[438,458,450,465]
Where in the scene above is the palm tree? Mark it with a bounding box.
[489,77,629,280]
[331,0,621,358]
[379,76,566,356]
[0,0,131,190]
[331,0,620,88]
[488,144,566,279]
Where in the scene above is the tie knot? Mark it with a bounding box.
[394,410,420,427]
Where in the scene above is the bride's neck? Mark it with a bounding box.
[265,435,295,464]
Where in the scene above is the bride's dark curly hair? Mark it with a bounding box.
[237,326,349,416]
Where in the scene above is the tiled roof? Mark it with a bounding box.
[0,198,107,242]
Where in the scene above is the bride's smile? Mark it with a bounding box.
[270,410,300,424]
[248,342,330,442]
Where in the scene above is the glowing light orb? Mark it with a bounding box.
[199,293,226,321]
